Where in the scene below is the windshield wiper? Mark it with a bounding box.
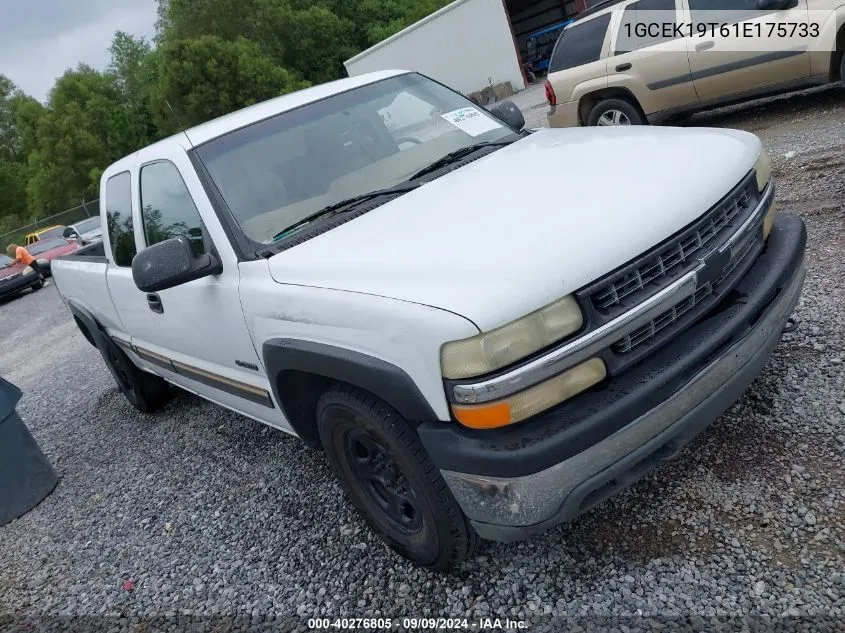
[408,140,514,181]
[270,182,422,243]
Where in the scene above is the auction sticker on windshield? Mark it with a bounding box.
[441,107,503,137]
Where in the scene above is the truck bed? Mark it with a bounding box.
[52,241,122,337]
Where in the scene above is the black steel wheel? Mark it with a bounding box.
[316,384,478,570]
[98,336,172,413]
[344,428,423,534]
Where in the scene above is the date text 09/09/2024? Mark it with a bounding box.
[622,21,820,39]
[307,617,529,630]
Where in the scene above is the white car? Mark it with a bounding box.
[52,70,805,569]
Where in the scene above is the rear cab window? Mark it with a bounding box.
[548,13,612,73]
[105,172,136,267]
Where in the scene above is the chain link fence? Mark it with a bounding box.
[0,201,99,254]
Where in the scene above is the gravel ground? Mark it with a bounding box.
[0,86,844,632]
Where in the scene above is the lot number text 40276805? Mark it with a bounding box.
[307,617,529,630]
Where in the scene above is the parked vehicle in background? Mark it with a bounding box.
[524,19,574,75]
[24,225,67,246]
[63,217,103,245]
[0,254,42,300]
[53,70,805,570]
[545,0,845,127]
[25,238,80,275]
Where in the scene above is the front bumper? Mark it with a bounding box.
[0,272,39,299]
[418,213,806,541]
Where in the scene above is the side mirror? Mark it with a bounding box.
[488,100,526,131]
[131,236,222,293]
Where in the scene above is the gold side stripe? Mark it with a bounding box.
[137,347,171,364]
[131,345,271,401]
[170,360,269,398]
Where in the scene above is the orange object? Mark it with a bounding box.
[452,401,511,429]
[15,246,35,266]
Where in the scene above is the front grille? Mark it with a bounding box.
[590,173,758,314]
[612,231,759,354]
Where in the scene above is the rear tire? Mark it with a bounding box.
[99,336,171,413]
[316,384,478,570]
[839,50,845,83]
[587,98,645,126]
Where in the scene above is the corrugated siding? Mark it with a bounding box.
[344,0,525,95]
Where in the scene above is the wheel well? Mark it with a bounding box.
[73,315,98,348]
[831,24,845,80]
[578,88,645,125]
[275,370,333,447]
[274,370,433,448]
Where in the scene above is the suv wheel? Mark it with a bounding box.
[587,98,645,126]
[316,384,478,570]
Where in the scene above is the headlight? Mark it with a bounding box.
[440,295,583,379]
[762,201,779,239]
[22,266,33,275]
[451,358,606,429]
[755,149,771,192]
[755,149,778,238]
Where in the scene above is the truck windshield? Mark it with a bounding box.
[195,73,518,245]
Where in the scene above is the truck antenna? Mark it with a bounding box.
[164,99,195,147]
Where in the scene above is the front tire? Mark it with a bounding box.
[587,97,645,126]
[840,49,845,83]
[316,384,478,570]
[98,336,171,413]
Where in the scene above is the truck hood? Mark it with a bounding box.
[268,126,761,331]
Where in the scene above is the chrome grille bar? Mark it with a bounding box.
[592,179,756,311]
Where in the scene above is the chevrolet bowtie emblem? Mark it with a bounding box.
[696,244,733,287]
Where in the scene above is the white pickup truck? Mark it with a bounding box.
[53,70,806,570]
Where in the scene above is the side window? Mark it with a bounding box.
[616,0,678,54]
[105,172,137,267]
[688,0,757,25]
[548,14,611,73]
[140,161,206,256]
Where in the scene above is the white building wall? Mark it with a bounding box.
[344,0,526,95]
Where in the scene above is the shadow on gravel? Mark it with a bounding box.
[681,84,845,130]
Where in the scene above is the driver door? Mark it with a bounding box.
[106,142,290,430]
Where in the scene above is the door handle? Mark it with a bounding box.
[615,63,632,72]
[695,41,715,51]
[146,293,163,314]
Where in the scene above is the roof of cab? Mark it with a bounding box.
[185,69,410,147]
[102,70,412,180]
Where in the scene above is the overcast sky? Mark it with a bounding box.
[1,0,158,102]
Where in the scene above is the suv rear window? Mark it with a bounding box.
[548,14,611,73]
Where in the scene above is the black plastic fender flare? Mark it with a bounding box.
[263,339,439,427]
[66,302,107,349]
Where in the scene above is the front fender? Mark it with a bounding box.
[263,339,439,423]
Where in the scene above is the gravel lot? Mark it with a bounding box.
[1,86,843,631]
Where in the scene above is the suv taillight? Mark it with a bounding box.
[544,80,557,107]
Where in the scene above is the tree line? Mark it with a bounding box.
[0,0,450,234]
